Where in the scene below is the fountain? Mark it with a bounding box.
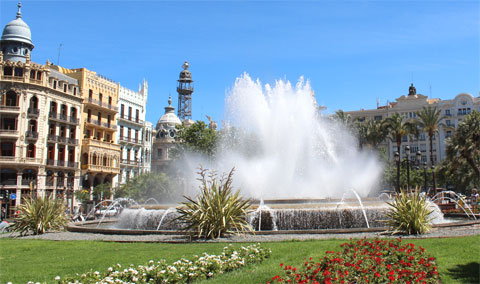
[68,75,477,234]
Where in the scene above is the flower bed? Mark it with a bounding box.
[269,238,439,284]
[55,243,270,284]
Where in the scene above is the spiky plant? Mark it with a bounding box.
[13,197,69,236]
[176,167,253,239]
[386,189,434,235]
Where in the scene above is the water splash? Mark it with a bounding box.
[181,74,382,199]
[156,207,176,230]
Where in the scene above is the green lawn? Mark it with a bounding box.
[0,236,479,284]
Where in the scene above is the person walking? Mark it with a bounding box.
[471,188,479,212]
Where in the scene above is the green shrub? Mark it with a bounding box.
[13,197,69,235]
[176,167,253,239]
[386,190,434,235]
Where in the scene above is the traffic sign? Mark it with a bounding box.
[9,193,16,200]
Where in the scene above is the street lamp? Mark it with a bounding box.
[405,146,411,191]
[423,162,428,193]
[431,165,437,196]
[394,151,400,193]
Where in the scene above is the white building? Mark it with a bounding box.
[115,80,152,184]
[345,84,480,165]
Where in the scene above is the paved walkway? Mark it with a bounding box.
[2,223,479,243]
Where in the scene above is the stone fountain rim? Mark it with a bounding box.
[67,218,480,236]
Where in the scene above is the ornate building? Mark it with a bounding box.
[116,80,152,184]
[345,84,480,165]
[0,3,82,217]
[151,96,181,173]
[62,68,121,192]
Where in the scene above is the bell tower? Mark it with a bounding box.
[177,61,194,121]
[0,2,34,63]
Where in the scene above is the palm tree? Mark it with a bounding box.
[355,119,388,150]
[332,110,354,129]
[446,110,480,179]
[415,106,446,191]
[383,113,417,192]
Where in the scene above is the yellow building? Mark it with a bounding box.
[62,68,121,191]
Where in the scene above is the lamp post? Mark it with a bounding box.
[405,146,411,191]
[394,151,400,193]
[431,166,437,195]
[423,162,428,193]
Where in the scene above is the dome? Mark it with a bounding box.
[178,61,192,80]
[1,3,33,47]
[156,97,181,130]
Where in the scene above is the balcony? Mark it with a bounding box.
[0,179,17,186]
[82,138,121,151]
[1,75,24,82]
[119,136,141,145]
[120,158,139,166]
[49,112,80,125]
[118,115,144,126]
[67,138,79,145]
[0,105,20,114]
[86,98,118,112]
[0,129,19,138]
[86,119,116,130]
[46,159,79,169]
[82,164,120,174]
[27,108,39,117]
[25,130,38,140]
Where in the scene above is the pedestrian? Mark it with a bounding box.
[471,188,479,212]
[1,207,6,220]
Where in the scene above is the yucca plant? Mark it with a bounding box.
[12,197,69,236]
[386,189,434,235]
[176,167,253,239]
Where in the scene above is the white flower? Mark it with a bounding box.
[108,267,113,272]
[55,276,61,280]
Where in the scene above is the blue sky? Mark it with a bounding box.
[1,0,478,124]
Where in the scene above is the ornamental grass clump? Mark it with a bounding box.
[176,167,253,239]
[269,238,439,284]
[386,190,434,235]
[13,197,68,235]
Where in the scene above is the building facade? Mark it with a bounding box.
[0,4,82,216]
[151,97,181,173]
[116,80,152,184]
[345,84,480,165]
[62,68,121,192]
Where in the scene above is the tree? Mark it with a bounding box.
[382,113,417,192]
[332,110,355,130]
[445,110,480,183]
[172,120,218,159]
[92,183,112,202]
[415,106,445,167]
[114,173,179,203]
[356,119,388,149]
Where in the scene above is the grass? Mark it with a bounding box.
[0,236,478,284]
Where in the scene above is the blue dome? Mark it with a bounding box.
[1,3,33,48]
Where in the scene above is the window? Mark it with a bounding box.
[49,124,56,135]
[53,80,57,89]
[71,107,77,119]
[120,126,124,139]
[87,109,91,122]
[36,71,41,80]
[109,96,112,106]
[14,67,23,77]
[107,115,111,127]
[26,144,35,158]
[69,127,76,139]
[89,90,93,101]
[97,112,101,125]
[128,128,131,139]
[5,90,17,106]
[157,148,163,159]
[446,120,451,126]
[73,87,77,96]
[420,144,426,152]
[60,126,66,137]
[3,118,16,130]
[136,109,139,122]
[419,133,426,141]
[446,131,452,138]
[50,101,57,114]
[135,130,139,142]
[29,96,38,109]
[61,104,67,116]
[1,142,15,156]
[374,115,382,121]
[121,104,124,118]
[3,66,12,76]
[63,84,67,92]
[29,120,37,132]
[58,146,65,161]
[445,109,451,116]
[128,107,132,120]
[402,135,408,142]
[99,93,103,103]
[106,134,110,142]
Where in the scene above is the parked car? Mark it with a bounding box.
[95,206,119,217]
